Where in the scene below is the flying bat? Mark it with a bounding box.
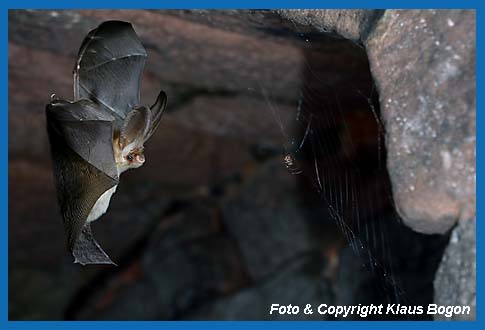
[46,20,167,265]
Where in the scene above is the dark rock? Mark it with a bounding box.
[68,9,301,101]
[434,218,476,320]
[71,201,249,320]
[220,160,328,281]
[8,160,103,320]
[160,10,310,46]
[137,113,255,190]
[184,255,334,320]
[167,95,294,145]
[333,211,450,320]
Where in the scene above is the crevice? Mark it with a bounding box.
[360,10,386,43]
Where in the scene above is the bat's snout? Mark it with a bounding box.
[135,153,145,164]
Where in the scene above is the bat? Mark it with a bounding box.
[46,20,167,265]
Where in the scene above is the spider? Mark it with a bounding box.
[257,85,313,176]
[283,153,302,174]
[282,114,312,175]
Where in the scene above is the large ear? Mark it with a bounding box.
[119,106,151,151]
[144,90,167,142]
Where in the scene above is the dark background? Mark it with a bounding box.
[8,9,449,320]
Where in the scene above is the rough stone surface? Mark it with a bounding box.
[279,10,384,42]
[220,161,324,281]
[279,8,476,236]
[8,9,473,321]
[366,10,476,234]
[185,256,334,320]
[434,218,476,320]
[271,9,476,322]
[70,201,250,320]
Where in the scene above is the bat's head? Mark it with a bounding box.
[115,106,152,174]
[116,145,146,173]
[113,92,167,175]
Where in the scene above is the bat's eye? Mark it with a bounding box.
[126,154,134,161]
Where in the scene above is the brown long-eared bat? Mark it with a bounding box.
[46,20,167,265]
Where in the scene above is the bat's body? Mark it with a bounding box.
[87,137,146,224]
[46,21,167,265]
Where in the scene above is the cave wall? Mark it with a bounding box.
[281,9,476,320]
[8,9,475,320]
[10,9,384,320]
[280,9,476,236]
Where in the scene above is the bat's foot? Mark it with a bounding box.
[72,223,117,266]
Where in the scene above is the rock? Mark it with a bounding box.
[135,94,297,190]
[333,210,449,320]
[184,255,334,320]
[158,10,310,46]
[136,107,257,190]
[434,218,476,320]
[279,10,384,42]
[220,160,332,281]
[366,10,476,234]
[8,9,475,321]
[167,95,295,145]
[8,159,104,320]
[70,201,250,320]
[28,9,301,101]
[277,9,476,235]
[66,156,345,320]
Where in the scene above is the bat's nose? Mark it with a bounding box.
[136,154,145,163]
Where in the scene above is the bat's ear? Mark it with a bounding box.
[120,106,151,151]
[144,90,167,142]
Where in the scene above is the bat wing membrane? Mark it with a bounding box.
[47,99,118,180]
[74,20,147,120]
[46,99,118,264]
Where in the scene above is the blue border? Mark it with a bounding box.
[3,0,480,329]
[2,0,479,9]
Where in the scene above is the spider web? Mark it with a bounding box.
[250,23,414,311]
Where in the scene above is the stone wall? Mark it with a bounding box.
[8,9,474,320]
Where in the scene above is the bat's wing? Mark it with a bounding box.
[46,99,118,265]
[73,223,116,265]
[73,20,147,121]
